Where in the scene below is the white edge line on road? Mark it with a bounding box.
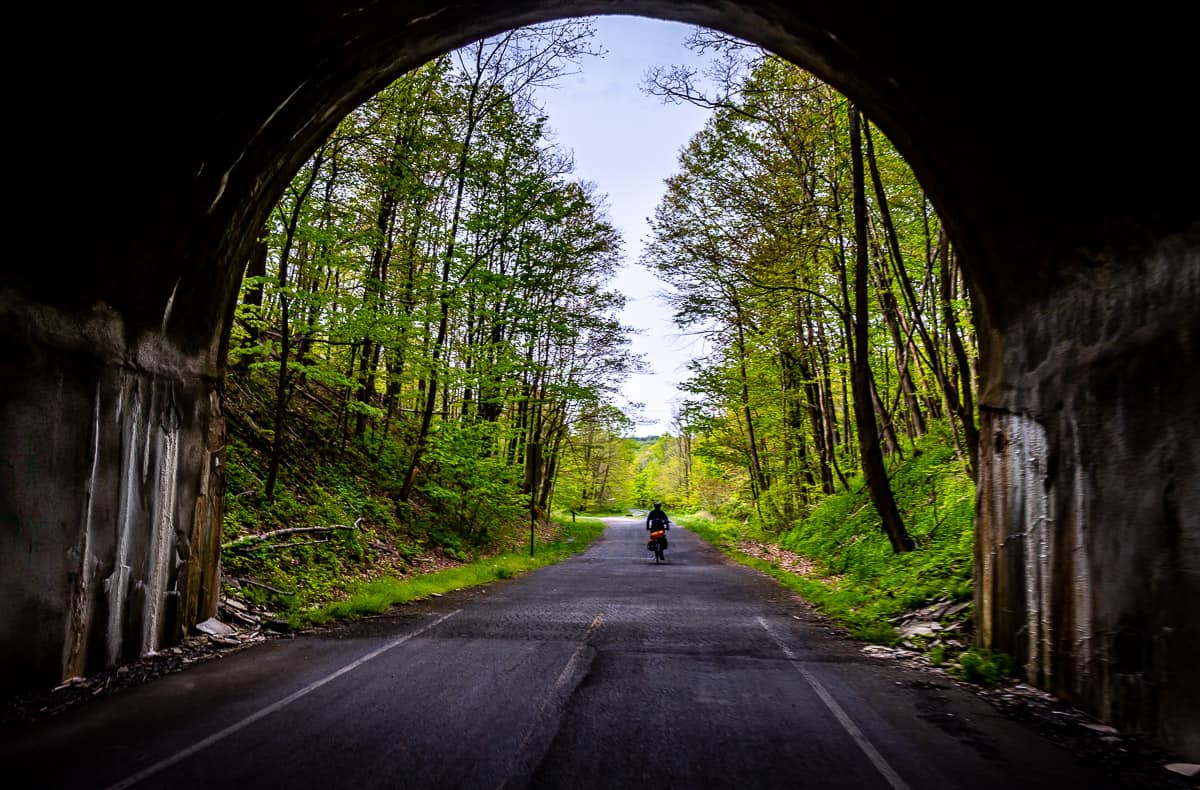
[757,616,911,790]
[107,609,463,790]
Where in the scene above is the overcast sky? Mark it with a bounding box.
[530,15,715,436]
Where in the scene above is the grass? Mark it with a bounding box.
[288,514,605,629]
[678,514,904,643]
[956,647,1017,684]
[676,424,977,647]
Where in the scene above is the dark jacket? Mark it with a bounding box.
[646,507,669,530]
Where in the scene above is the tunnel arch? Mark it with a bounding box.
[2,2,1196,759]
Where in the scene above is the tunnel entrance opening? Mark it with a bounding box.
[216,11,979,681]
[1,2,1196,760]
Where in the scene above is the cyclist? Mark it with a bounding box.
[646,502,670,549]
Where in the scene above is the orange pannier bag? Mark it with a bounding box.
[650,529,667,540]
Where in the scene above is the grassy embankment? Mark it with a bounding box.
[289,514,605,629]
[223,502,604,631]
[219,368,608,632]
[676,426,1011,680]
[221,430,606,630]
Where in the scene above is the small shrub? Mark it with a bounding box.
[956,648,1016,684]
[851,622,899,644]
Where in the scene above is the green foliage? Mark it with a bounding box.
[219,27,642,626]
[642,39,978,552]
[624,433,700,511]
[777,423,974,602]
[291,515,604,629]
[221,370,420,612]
[550,405,639,513]
[417,422,526,551]
[677,422,974,643]
[955,648,1017,684]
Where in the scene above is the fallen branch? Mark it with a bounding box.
[239,578,293,596]
[263,538,331,550]
[222,517,364,550]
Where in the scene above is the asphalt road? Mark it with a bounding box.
[2,518,1137,789]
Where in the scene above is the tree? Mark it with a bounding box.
[848,103,914,553]
[397,19,603,503]
[226,21,640,550]
[641,33,972,542]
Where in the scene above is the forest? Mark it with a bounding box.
[221,22,981,657]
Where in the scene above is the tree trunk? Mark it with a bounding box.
[864,117,975,478]
[781,346,814,508]
[734,304,768,497]
[849,104,914,554]
[869,371,900,457]
[397,78,483,503]
[812,317,847,491]
[264,147,328,501]
[234,235,268,370]
[864,122,927,441]
[939,232,980,477]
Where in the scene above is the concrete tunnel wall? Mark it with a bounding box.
[0,1,1196,759]
[0,296,226,679]
[975,234,1200,757]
